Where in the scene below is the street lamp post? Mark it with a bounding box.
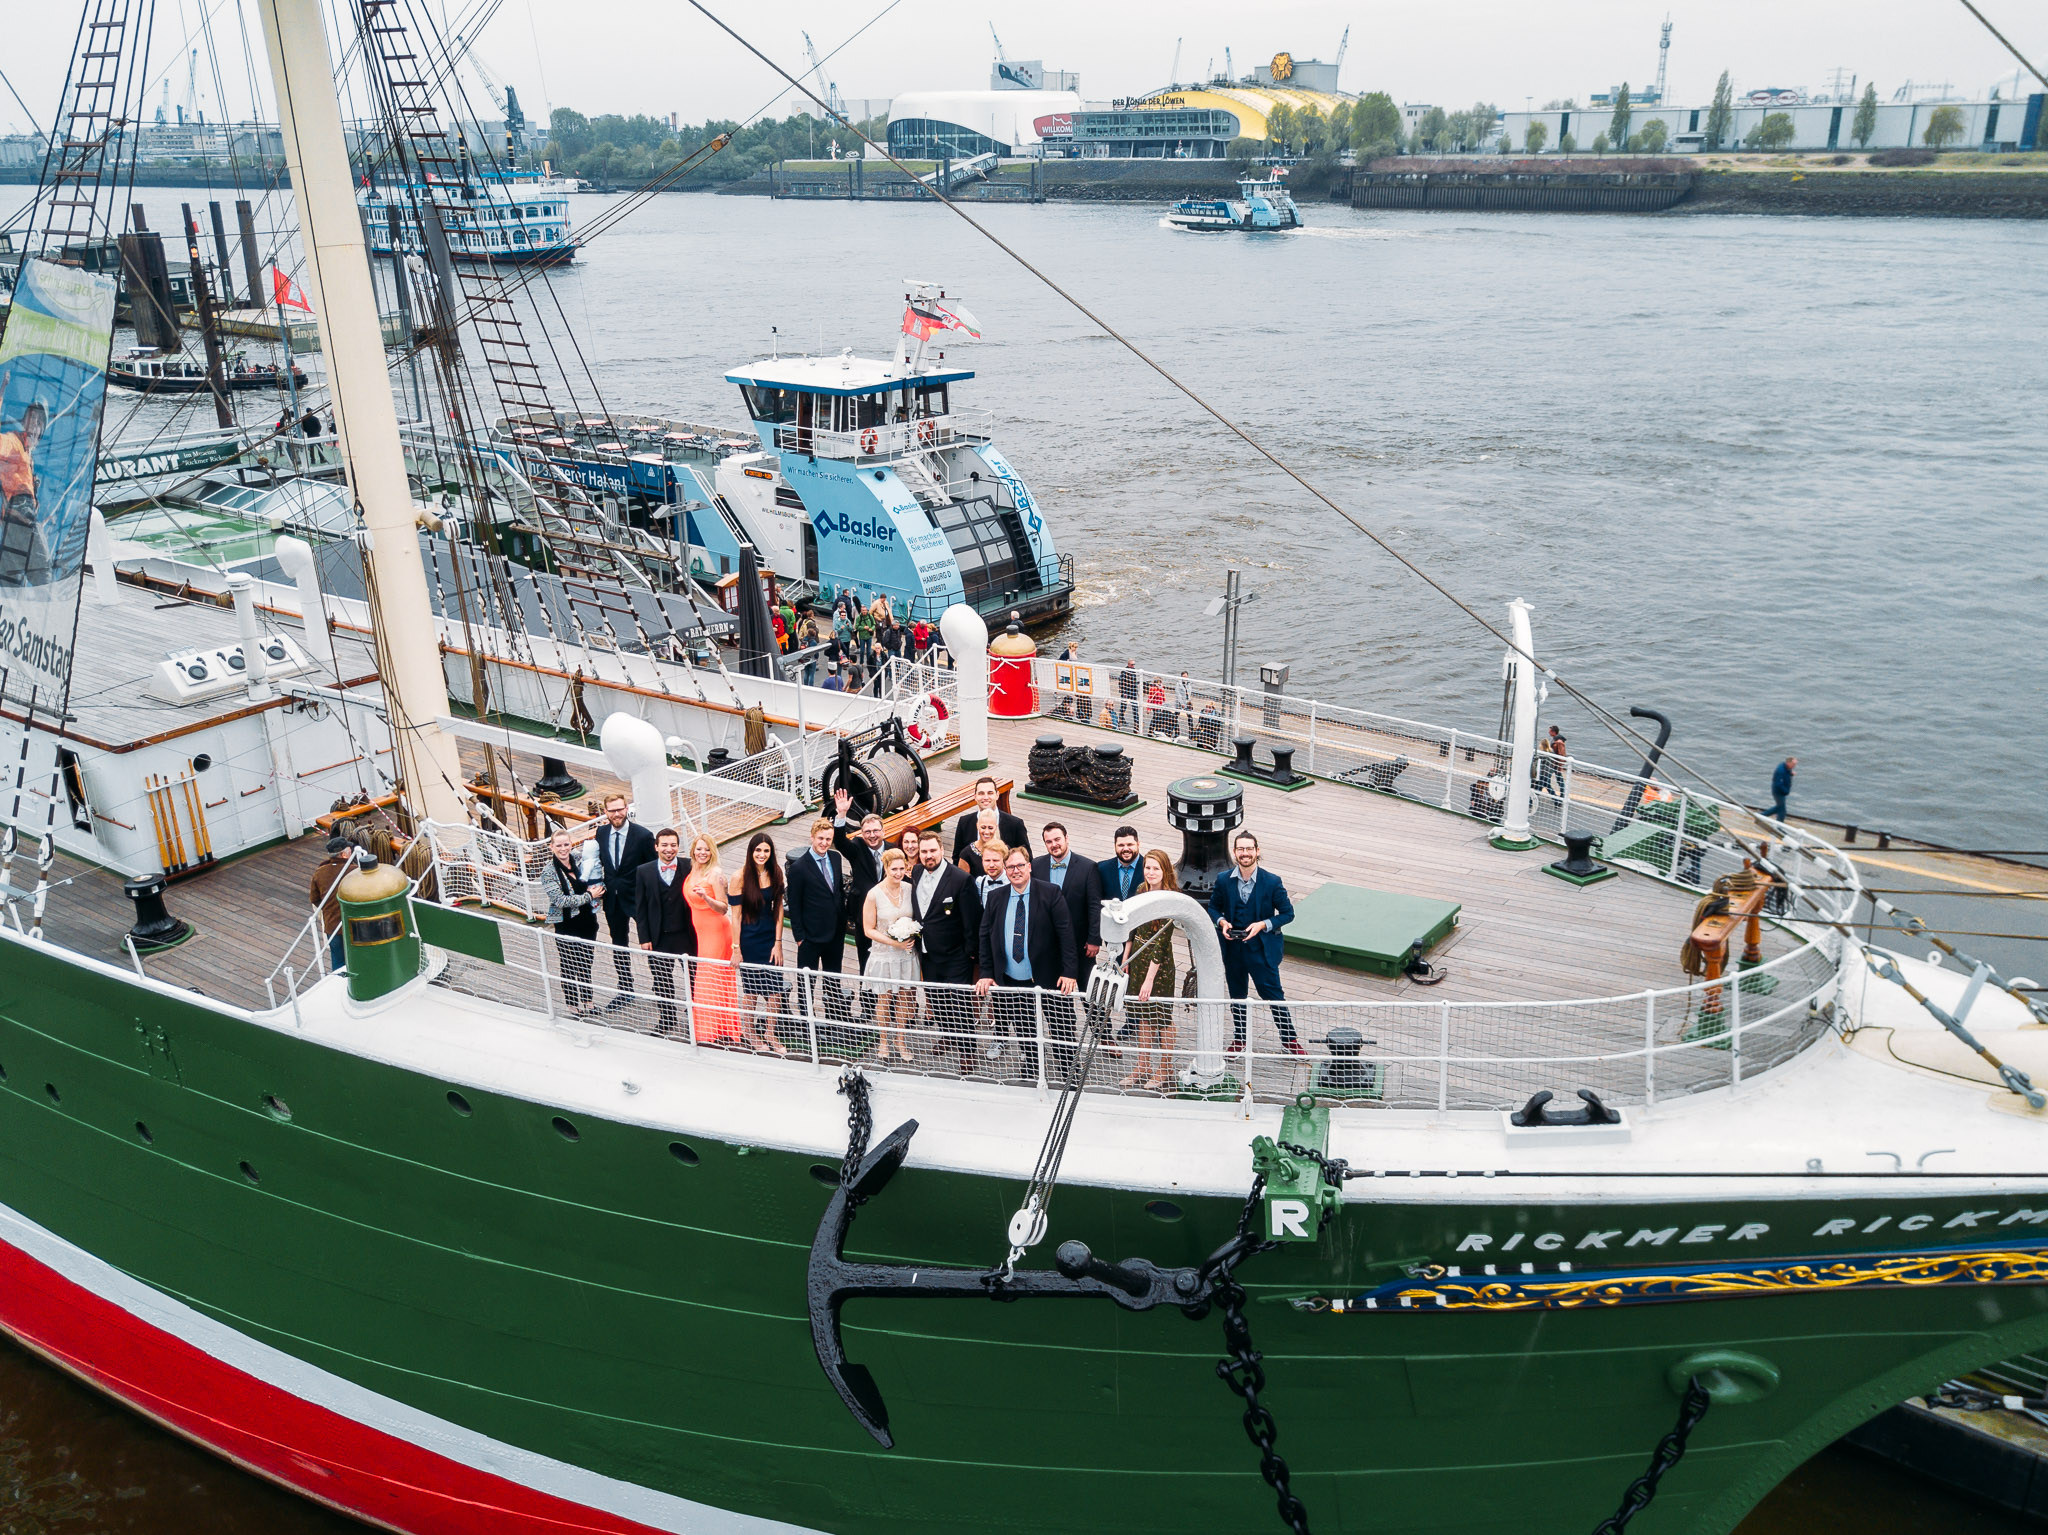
[1203,569,1259,686]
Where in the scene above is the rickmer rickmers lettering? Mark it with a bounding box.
[1451,1204,2048,1254]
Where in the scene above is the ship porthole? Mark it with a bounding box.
[1144,1199,1185,1223]
[239,1161,261,1184]
[809,1163,840,1187]
[552,1116,580,1142]
[135,1121,153,1144]
[447,1090,473,1117]
[262,1094,292,1121]
[669,1141,700,1166]
[0,1062,8,1081]
[42,1082,59,1105]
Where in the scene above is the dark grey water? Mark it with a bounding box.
[70,188,2045,1529]
[560,196,2047,857]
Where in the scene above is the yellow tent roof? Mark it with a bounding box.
[1126,85,1354,141]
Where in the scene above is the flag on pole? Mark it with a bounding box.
[272,265,312,312]
[900,297,983,343]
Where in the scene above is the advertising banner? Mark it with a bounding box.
[0,257,119,707]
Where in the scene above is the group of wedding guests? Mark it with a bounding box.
[539,776,1270,1087]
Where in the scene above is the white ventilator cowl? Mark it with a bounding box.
[600,713,673,832]
[939,604,990,770]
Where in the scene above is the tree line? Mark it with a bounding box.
[543,108,889,184]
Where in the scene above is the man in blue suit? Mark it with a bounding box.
[1208,830,1302,1055]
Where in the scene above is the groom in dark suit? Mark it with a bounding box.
[911,827,979,1072]
[977,845,1076,1081]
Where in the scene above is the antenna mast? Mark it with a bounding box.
[1653,15,1671,104]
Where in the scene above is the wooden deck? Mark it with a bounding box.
[24,708,1787,1025]
[976,714,1787,1008]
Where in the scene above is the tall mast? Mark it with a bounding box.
[254,0,466,825]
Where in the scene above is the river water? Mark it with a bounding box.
[50,188,2048,1529]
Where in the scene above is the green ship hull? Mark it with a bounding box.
[4,933,2046,1535]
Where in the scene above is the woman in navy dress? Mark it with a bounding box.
[728,832,790,1056]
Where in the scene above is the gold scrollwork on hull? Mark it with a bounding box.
[1365,1248,2048,1313]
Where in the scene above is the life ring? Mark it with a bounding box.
[916,418,936,446]
[905,691,952,749]
[859,428,878,454]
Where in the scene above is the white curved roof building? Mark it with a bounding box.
[885,89,1085,159]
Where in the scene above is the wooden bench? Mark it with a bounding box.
[878,776,1013,846]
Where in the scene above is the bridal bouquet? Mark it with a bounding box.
[888,915,922,943]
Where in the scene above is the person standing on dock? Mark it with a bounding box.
[1210,831,1302,1056]
[590,793,656,1008]
[1769,756,1797,821]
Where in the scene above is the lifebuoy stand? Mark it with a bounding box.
[988,620,1038,720]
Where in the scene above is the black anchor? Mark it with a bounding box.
[807,1116,1238,1447]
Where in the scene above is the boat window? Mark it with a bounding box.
[853,393,883,430]
[742,386,796,422]
[914,382,949,418]
[527,205,539,217]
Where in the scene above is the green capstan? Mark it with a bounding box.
[336,859,419,1003]
[1251,1096,1342,1243]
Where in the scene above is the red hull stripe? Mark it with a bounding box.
[0,1205,813,1535]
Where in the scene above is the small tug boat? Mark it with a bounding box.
[1167,173,1301,232]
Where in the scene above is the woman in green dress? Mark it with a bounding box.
[1120,850,1180,1091]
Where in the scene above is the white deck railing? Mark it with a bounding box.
[407,915,1842,1111]
[1033,658,1860,929]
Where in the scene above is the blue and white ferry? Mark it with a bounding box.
[507,300,1075,624]
[1166,173,1301,232]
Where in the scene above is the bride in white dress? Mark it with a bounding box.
[862,847,921,1062]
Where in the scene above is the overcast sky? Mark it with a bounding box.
[3,0,2039,136]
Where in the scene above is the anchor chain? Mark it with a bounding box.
[1590,1375,1712,1534]
[1205,1174,1310,1534]
[836,1069,873,1206]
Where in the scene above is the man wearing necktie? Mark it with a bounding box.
[831,789,890,976]
[1095,824,1144,905]
[785,817,849,1029]
[589,793,656,1008]
[1032,821,1102,1081]
[977,846,1076,1082]
[633,829,697,1035]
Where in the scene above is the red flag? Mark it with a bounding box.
[900,298,983,342]
[271,265,311,312]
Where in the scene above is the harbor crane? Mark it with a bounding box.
[990,24,1008,63]
[802,31,847,123]
[1169,37,1182,87]
[450,32,527,168]
[1334,25,1349,76]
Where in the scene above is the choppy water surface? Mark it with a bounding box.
[564,196,2046,854]
[52,189,2046,1530]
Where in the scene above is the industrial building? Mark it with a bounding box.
[1498,93,2043,155]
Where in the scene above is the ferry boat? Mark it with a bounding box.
[5,8,2048,1535]
[497,300,1076,625]
[1166,174,1302,231]
[107,345,306,394]
[361,178,577,265]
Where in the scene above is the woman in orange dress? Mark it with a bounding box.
[685,835,744,1046]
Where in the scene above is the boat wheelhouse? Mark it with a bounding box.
[714,349,1072,623]
[1166,174,1302,231]
[361,180,576,265]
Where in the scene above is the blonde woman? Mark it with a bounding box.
[1121,851,1181,1091]
[685,834,743,1046]
[959,808,1003,878]
[862,847,921,1062]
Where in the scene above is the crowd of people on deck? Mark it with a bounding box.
[759,580,947,697]
[537,775,1302,1087]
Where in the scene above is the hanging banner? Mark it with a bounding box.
[0,257,118,708]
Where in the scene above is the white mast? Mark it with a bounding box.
[255,0,466,825]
